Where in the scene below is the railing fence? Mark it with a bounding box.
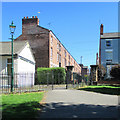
[0,72,90,94]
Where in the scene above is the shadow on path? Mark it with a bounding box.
[39,102,119,119]
[78,88,120,95]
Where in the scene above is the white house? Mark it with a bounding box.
[0,41,35,87]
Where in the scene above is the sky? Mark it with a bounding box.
[1,2,118,68]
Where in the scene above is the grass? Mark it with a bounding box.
[2,92,44,119]
[78,85,120,95]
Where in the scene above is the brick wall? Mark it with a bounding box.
[15,17,50,69]
[49,31,81,74]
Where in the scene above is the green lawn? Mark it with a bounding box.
[78,85,120,95]
[2,92,44,119]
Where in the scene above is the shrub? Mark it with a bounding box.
[36,67,66,84]
[73,72,82,84]
[110,65,120,79]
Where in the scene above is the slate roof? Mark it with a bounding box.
[101,32,120,39]
[0,41,28,55]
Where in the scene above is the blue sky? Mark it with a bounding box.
[2,2,118,67]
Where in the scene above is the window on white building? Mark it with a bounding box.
[7,58,12,75]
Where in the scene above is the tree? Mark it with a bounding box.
[98,65,106,80]
[110,65,120,79]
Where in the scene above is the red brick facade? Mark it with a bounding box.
[15,16,81,74]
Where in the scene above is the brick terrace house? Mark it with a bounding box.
[15,16,81,75]
[98,24,120,77]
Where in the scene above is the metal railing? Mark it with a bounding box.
[0,73,35,94]
[0,72,90,94]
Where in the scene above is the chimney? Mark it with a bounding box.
[22,16,39,34]
[96,53,98,65]
[100,24,103,35]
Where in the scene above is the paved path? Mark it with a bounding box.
[39,89,120,119]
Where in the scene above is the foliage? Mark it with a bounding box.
[110,65,120,79]
[73,72,82,84]
[36,67,66,84]
[2,92,44,119]
[98,65,106,80]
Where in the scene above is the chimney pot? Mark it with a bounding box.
[27,16,28,18]
[24,17,26,19]
[32,16,34,18]
[35,16,37,18]
[100,24,103,35]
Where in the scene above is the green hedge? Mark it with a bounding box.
[36,67,66,85]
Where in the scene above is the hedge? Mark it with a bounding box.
[36,67,66,84]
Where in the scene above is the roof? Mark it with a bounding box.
[101,32,120,39]
[0,41,28,55]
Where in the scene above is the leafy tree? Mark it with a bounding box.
[98,65,106,80]
[110,65,120,79]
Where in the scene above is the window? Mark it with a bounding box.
[64,58,67,67]
[50,47,53,61]
[59,55,61,63]
[65,50,66,57]
[7,58,12,75]
[57,43,59,49]
[51,36,53,44]
[106,51,112,61]
[69,55,70,61]
[59,54,61,67]
[57,53,59,62]
[106,40,111,47]
[59,44,61,52]
[68,61,70,66]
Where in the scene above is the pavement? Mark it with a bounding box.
[38,89,120,119]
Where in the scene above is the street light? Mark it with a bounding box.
[9,21,16,92]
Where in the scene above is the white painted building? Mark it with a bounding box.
[0,41,35,87]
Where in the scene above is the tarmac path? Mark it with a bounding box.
[38,89,120,119]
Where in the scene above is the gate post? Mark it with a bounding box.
[66,66,74,89]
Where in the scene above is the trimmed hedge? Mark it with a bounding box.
[36,67,66,84]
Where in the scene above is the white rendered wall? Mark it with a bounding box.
[19,43,35,63]
[17,43,35,73]
[17,44,35,87]
[17,58,35,73]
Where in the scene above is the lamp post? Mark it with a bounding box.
[9,21,16,92]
